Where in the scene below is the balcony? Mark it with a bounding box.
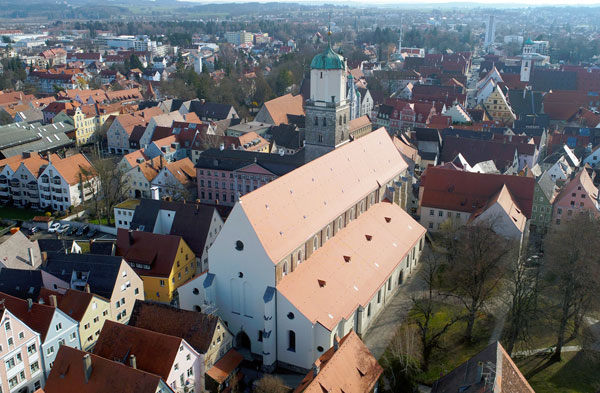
[41,178,49,184]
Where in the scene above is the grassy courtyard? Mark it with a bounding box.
[517,350,600,393]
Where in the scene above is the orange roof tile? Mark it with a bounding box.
[348,115,371,133]
[38,288,101,322]
[278,202,425,331]
[206,350,243,384]
[239,128,407,263]
[164,158,196,186]
[52,153,95,185]
[261,94,305,125]
[294,331,383,393]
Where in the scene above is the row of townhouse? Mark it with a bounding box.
[0,153,97,212]
[43,300,240,393]
[52,102,122,146]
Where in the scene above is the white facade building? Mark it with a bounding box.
[199,128,424,372]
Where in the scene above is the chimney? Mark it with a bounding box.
[128,230,134,245]
[27,298,33,311]
[83,354,92,383]
[333,334,339,351]
[41,251,48,267]
[28,247,35,266]
[49,295,58,308]
[84,284,90,293]
[219,143,224,151]
[129,354,137,369]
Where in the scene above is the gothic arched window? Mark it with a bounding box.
[339,116,342,126]
[344,114,347,124]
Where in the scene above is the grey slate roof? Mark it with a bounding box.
[267,124,305,150]
[0,121,74,159]
[187,100,238,121]
[0,268,43,299]
[537,171,558,202]
[508,89,543,118]
[129,199,218,256]
[195,148,305,176]
[532,70,577,92]
[37,239,74,253]
[15,108,44,124]
[41,252,124,299]
[0,231,41,270]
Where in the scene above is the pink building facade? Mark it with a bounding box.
[553,169,600,225]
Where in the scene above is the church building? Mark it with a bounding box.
[191,128,426,372]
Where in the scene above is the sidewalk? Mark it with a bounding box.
[363,263,425,359]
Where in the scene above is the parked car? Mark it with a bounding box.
[76,225,89,236]
[48,223,61,233]
[57,224,70,234]
[29,227,39,235]
[86,228,97,238]
[65,226,77,236]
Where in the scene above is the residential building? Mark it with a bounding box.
[116,229,196,304]
[44,346,172,393]
[94,321,202,393]
[431,341,534,393]
[225,31,253,46]
[0,306,44,392]
[38,288,112,352]
[195,148,304,206]
[150,158,197,201]
[106,107,164,154]
[293,331,382,393]
[553,169,600,225]
[138,111,185,149]
[0,152,60,208]
[418,166,534,239]
[124,156,163,199]
[254,94,304,126]
[199,128,421,372]
[53,103,120,146]
[0,231,42,270]
[129,199,223,273]
[482,84,516,125]
[129,300,236,391]
[178,100,238,122]
[37,153,97,212]
[531,171,557,233]
[114,199,141,230]
[0,292,80,378]
[41,252,144,324]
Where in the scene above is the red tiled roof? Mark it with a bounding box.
[45,346,166,393]
[0,292,58,342]
[293,331,383,393]
[420,166,535,218]
[93,321,183,381]
[115,229,183,277]
[206,350,243,384]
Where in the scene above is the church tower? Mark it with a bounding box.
[520,38,534,83]
[304,33,350,162]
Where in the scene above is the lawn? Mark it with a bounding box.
[87,217,113,226]
[414,309,495,384]
[0,205,42,221]
[517,350,600,393]
[382,302,495,386]
[76,241,90,253]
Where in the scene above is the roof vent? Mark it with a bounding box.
[343,255,351,263]
[385,217,391,223]
[318,279,326,288]
[365,234,372,241]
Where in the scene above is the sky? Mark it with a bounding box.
[179,0,600,5]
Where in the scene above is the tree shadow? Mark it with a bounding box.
[523,353,558,379]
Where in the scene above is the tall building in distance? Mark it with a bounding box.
[485,15,496,51]
[304,32,351,162]
[520,38,534,83]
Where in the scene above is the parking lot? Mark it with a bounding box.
[18,225,115,243]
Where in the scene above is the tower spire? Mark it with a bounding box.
[398,18,403,53]
[328,12,332,47]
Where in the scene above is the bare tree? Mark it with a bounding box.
[544,214,600,361]
[442,222,512,342]
[502,251,541,356]
[380,325,420,393]
[81,157,130,225]
[253,375,288,393]
[409,252,462,371]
